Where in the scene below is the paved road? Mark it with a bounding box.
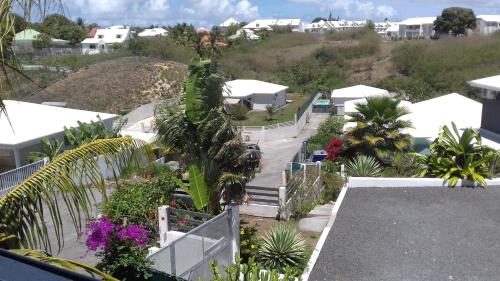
[309,186,500,281]
[248,113,329,189]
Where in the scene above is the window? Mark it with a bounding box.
[89,44,96,49]
[116,34,122,39]
[97,35,104,39]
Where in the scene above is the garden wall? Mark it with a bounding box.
[348,177,500,188]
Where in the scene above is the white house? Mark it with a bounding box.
[469,75,500,147]
[13,29,70,53]
[0,101,118,170]
[219,17,240,29]
[138,28,168,37]
[81,25,132,55]
[223,80,288,111]
[398,17,436,39]
[331,85,390,115]
[243,19,304,32]
[475,15,500,35]
[228,29,261,41]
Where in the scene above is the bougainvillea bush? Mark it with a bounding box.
[86,217,153,280]
[324,138,343,162]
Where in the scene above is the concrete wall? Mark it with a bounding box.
[249,89,287,109]
[348,177,500,188]
[481,98,500,135]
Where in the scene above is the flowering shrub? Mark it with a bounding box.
[240,226,261,263]
[325,138,343,162]
[85,217,153,280]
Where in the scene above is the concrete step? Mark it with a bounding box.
[247,194,279,206]
[246,187,279,196]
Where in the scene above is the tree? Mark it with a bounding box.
[38,14,86,45]
[366,20,375,30]
[312,17,327,23]
[75,16,85,29]
[168,23,197,47]
[32,32,52,49]
[155,60,261,213]
[344,96,413,160]
[434,7,476,36]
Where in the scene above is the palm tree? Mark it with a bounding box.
[344,96,413,160]
[265,104,275,121]
[155,60,260,213]
[0,137,148,251]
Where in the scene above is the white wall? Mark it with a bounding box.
[348,177,500,188]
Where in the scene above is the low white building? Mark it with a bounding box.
[304,20,367,33]
[475,15,500,36]
[331,85,390,115]
[228,29,261,41]
[219,17,240,29]
[223,80,288,111]
[243,19,304,32]
[0,101,118,169]
[138,28,168,37]
[398,17,436,39]
[81,25,132,55]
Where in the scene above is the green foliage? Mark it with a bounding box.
[167,23,197,47]
[240,226,261,264]
[307,116,345,153]
[265,104,275,121]
[366,20,375,30]
[379,152,422,178]
[320,166,344,203]
[377,76,435,103]
[345,155,383,177]
[258,225,308,273]
[28,137,63,161]
[127,37,196,64]
[228,104,249,120]
[102,170,177,232]
[434,7,476,36]
[210,257,298,281]
[96,235,153,281]
[344,96,413,159]
[64,116,124,148]
[413,122,499,186]
[32,33,52,49]
[35,14,86,45]
[37,50,131,69]
[172,165,209,211]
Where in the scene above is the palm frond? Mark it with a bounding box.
[0,137,150,252]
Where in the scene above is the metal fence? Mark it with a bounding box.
[149,206,238,281]
[0,158,47,196]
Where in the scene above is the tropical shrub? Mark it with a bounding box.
[307,116,344,154]
[229,104,249,120]
[86,217,153,281]
[64,116,125,148]
[240,226,261,263]
[172,165,209,211]
[324,138,343,162]
[28,137,63,161]
[414,122,499,186]
[379,152,422,178]
[320,169,345,203]
[210,256,297,281]
[345,155,383,177]
[265,104,275,121]
[258,225,308,273]
[344,96,413,160]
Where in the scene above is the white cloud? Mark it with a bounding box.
[181,0,259,23]
[290,0,396,19]
[71,0,170,25]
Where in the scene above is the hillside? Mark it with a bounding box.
[22,56,188,114]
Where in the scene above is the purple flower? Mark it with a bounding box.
[85,217,115,251]
[117,225,149,246]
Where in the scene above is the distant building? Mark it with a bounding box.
[81,25,132,55]
[243,19,304,32]
[228,29,261,41]
[219,17,240,30]
[304,20,367,33]
[331,85,390,115]
[469,75,500,140]
[398,17,437,39]
[223,80,288,111]
[13,29,70,53]
[475,15,500,35]
[138,28,168,37]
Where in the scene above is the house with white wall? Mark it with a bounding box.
[398,17,436,39]
[469,75,500,149]
[0,101,118,170]
[219,18,240,30]
[331,85,390,115]
[243,19,304,32]
[81,25,132,55]
[475,15,500,35]
[138,28,168,37]
[223,80,288,111]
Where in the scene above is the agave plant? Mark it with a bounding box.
[414,122,499,186]
[258,224,307,272]
[345,155,383,177]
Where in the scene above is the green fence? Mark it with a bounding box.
[296,93,318,121]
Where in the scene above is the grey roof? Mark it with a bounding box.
[309,186,500,281]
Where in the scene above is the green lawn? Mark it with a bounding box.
[234,93,310,126]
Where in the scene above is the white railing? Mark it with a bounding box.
[0,158,48,196]
[148,205,239,281]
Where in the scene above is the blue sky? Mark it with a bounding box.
[66,0,500,27]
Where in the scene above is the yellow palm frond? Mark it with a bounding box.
[0,137,151,252]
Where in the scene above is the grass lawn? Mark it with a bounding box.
[234,93,310,127]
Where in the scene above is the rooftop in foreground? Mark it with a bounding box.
[310,186,500,281]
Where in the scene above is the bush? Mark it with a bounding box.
[210,257,296,281]
[258,225,308,273]
[239,226,261,263]
[127,37,196,64]
[228,104,248,120]
[320,164,344,203]
[345,155,383,177]
[307,116,345,154]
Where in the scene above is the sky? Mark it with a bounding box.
[65,0,500,27]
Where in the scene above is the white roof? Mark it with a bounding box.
[223,80,288,98]
[401,17,436,25]
[405,93,482,139]
[243,19,301,29]
[0,101,118,148]
[468,75,500,92]
[331,85,389,100]
[120,130,156,143]
[138,28,168,37]
[81,38,105,44]
[219,17,240,27]
[84,25,131,44]
[477,15,500,23]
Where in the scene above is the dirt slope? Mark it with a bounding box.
[22,57,188,114]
